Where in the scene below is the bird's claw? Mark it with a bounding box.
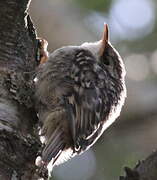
[36,38,49,64]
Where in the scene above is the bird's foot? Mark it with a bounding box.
[36,38,49,64]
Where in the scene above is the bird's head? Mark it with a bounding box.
[81,24,126,81]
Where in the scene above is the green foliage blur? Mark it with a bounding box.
[75,0,112,12]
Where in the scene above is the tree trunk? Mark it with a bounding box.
[0,0,41,179]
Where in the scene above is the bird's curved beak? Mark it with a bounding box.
[99,24,109,56]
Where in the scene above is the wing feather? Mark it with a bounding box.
[65,50,107,153]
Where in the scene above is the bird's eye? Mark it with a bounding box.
[100,56,110,66]
[103,58,110,66]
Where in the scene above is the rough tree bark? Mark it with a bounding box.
[0,0,41,179]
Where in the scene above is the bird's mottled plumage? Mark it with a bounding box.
[35,25,126,172]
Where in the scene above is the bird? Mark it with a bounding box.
[35,24,126,174]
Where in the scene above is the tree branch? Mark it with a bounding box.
[120,150,157,180]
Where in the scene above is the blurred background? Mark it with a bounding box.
[30,0,157,179]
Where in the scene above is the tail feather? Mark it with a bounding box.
[43,129,62,156]
[42,127,65,166]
